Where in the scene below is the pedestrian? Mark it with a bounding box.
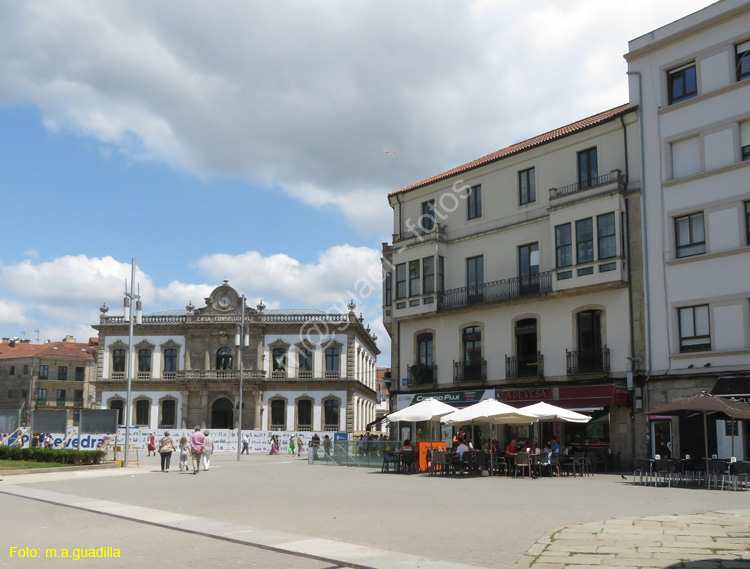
[158,431,176,472]
[296,434,303,457]
[201,431,214,471]
[179,436,190,472]
[189,426,205,475]
[288,435,295,456]
[241,433,250,455]
[147,432,156,457]
[311,433,320,460]
[323,435,332,458]
[269,434,279,455]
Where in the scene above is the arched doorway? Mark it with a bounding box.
[211,397,234,429]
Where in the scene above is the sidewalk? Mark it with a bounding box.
[514,510,750,569]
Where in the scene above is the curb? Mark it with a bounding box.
[0,462,122,477]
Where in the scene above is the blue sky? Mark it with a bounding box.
[0,1,712,364]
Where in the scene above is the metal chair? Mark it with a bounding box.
[400,450,416,474]
[572,453,588,477]
[492,455,507,476]
[653,459,675,487]
[707,459,730,490]
[632,458,651,485]
[536,452,552,477]
[514,452,531,478]
[732,461,750,490]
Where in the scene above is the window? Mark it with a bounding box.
[744,145,750,162]
[7,390,13,399]
[39,365,48,379]
[737,40,750,81]
[675,212,705,258]
[466,255,484,303]
[75,367,85,381]
[216,347,233,370]
[138,349,152,372]
[296,399,313,430]
[37,388,47,405]
[746,202,750,246]
[518,243,539,295]
[74,390,84,406]
[417,333,434,367]
[668,63,697,104]
[298,348,312,372]
[325,347,340,375]
[384,273,392,306]
[9,366,14,376]
[467,184,482,219]
[135,399,150,426]
[438,256,444,292]
[555,224,573,268]
[324,399,339,430]
[742,121,750,161]
[23,365,29,375]
[421,199,436,231]
[518,168,536,205]
[57,366,67,381]
[272,348,287,372]
[110,400,124,425]
[160,399,176,428]
[395,263,407,299]
[423,257,435,294]
[112,349,126,373]
[163,349,178,373]
[679,305,710,352]
[56,389,66,406]
[462,326,483,381]
[597,213,616,260]
[409,260,420,296]
[577,148,598,189]
[576,218,594,263]
[577,310,603,372]
[270,400,286,429]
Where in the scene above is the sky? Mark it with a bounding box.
[0,0,714,365]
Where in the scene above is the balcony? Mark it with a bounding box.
[453,360,487,383]
[566,347,610,375]
[56,400,66,407]
[324,371,340,380]
[505,353,544,379]
[549,170,625,200]
[395,224,445,245]
[439,273,552,309]
[406,364,437,387]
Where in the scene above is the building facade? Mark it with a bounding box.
[625,0,750,460]
[0,336,97,428]
[382,104,643,464]
[93,282,379,433]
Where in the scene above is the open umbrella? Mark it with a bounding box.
[385,397,457,423]
[442,398,538,476]
[648,391,750,479]
[518,401,591,423]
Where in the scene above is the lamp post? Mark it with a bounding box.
[235,295,248,461]
[123,259,141,468]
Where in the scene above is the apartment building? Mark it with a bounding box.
[382,104,642,464]
[625,0,750,460]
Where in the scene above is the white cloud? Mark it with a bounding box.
[0,0,712,231]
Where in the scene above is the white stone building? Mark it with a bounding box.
[625,0,750,460]
[382,104,642,464]
[93,283,379,433]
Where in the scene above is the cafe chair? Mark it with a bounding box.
[493,455,507,476]
[653,459,675,487]
[514,452,531,479]
[572,453,588,477]
[585,453,597,476]
[536,452,552,477]
[381,452,397,473]
[632,458,651,486]
[732,461,750,490]
[707,459,730,490]
[430,451,447,476]
[400,451,416,474]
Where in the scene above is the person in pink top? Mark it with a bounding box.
[189,426,205,475]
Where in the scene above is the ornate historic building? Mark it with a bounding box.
[93,282,379,433]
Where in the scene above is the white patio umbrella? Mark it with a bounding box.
[518,401,591,423]
[442,398,538,476]
[385,397,457,445]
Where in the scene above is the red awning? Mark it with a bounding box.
[502,384,628,410]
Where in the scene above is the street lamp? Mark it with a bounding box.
[123,259,141,468]
[235,295,249,461]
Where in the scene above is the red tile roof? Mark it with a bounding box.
[389,104,637,197]
[0,341,95,361]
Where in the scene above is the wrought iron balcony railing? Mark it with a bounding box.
[439,272,552,309]
[566,347,610,375]
[505,353,544,379]
[549,170,625,199]
[407,363,437,387]
[453,360,487,383]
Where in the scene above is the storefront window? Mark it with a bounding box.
[564,409,609,446]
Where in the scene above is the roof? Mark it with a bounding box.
[143,308,331,317]
[389,104,637,197]
[0,341,95,362]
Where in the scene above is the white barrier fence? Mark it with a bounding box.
[3,429,347,454]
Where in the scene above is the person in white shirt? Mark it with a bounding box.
[452,438,470,476]
[201,431,214,471]
[241,433,250,455]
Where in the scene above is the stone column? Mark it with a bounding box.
[200,390,209,428]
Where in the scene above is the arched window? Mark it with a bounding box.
[577,310,603,372]
[134,399,150,426]
[323,399,339,431]
[296,399,313,431]
[298,348,313,379]
[216,347,233,370]
[110,399,124,425]
[112,349,126,373]
[272,348,287,379]
[515,318,539,377]
[462,326,482,380]
[270,399,286,430]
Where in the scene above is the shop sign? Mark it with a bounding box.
[501,388,551,402]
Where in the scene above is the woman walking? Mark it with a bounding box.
[178,436,190,472]
[158,431,176,472]
[288,435,295,456]
[147,432,156,457]
[269,435,279,455]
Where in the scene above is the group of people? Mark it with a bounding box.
[502,436,563,476]
[156,427,213,474]
[29,433,54,448]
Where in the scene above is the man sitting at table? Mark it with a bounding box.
[451,438,470,476]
